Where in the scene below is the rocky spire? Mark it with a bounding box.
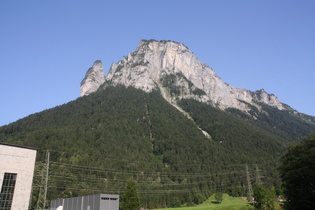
[80,60,105,96]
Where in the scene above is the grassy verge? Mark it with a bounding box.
[154,194,254,210]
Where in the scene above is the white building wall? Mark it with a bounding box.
[0,143,37,210]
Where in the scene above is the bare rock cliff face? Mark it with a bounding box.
[81,40,287,113]
[80,60,105,96]
[253,89,285,109]
[105,40,286,112]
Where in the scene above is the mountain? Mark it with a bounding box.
[1,40,315,209]
[81,39,315,141]
[81,39,288,114]
[80,60,105,96]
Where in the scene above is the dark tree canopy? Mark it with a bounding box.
[253,184,276,210]
[279,134,315,210]
[121,179,140,210]
[1,85,315,209]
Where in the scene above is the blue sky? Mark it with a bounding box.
[0,0,314,126]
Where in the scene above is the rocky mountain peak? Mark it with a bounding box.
[252,89,285,110]
[105,39,194,93]
[80,60,105,96]
[81,40,288,114]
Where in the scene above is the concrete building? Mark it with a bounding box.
[0,142,37,210]
[50,194,119,210]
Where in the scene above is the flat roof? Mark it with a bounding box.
[0,142,38,151]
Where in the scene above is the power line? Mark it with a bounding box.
[49,161,247,178]
[41,148,263,168]
[32,150,271,204]
[47,160,248,181]
[44,174,247,189]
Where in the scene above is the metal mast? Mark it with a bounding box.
[246,164,253,203]
[37,150,50,209]
[255,164,262,185]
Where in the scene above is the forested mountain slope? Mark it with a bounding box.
[0,85,314,208]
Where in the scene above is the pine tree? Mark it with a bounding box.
[121,179,140,210]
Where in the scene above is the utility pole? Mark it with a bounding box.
[255,164,262,185]
[37,150,50,209]
[246,164,253,203]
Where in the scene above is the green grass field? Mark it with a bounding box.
[154,194,254,210]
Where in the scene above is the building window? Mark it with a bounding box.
[101,197,118,201]
[0,173,17,210]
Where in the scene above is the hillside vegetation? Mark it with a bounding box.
[1,85,315,208]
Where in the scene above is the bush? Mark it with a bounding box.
[215,192,223,204]
[253,184,276,210]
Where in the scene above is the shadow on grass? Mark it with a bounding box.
[211,201,222,204]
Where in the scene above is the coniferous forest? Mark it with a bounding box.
[1,85,315,209]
